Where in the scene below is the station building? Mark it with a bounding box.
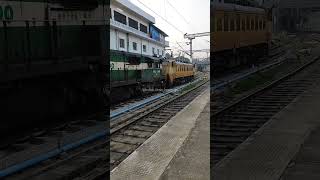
[110,0,169,60]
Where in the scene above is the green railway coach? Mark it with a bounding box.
[110,50,164,102]
[0,0,109,135]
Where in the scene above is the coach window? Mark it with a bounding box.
[217,18,223,31]
[224,15,229,31]
[255,16,258,31]
[236,15,240,31]
[212,17,215,32]
[230,19,235,31]
[241,18,245,31]
[246,16,250,31]
[259,19,262,30]
[251,18,254,31]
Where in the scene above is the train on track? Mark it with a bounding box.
[211,2,273,76]
[0,0,108,136]
[110,54,195,103]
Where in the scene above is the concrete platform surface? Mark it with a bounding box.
[111,88,210,180]
[212,82,320,180]
[281,123,320,180]
[159,102,210,180]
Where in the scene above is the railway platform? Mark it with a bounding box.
[111,88,210,180]
[212,81,320,180]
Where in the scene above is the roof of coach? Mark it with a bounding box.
[163,59,193,66]
[213,3,266,14]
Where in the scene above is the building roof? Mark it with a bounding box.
[114,0,155,23]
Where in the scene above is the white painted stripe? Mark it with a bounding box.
[0,1,106,27]
[110,61,149,70]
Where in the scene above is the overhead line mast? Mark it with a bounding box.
[184,32,210,62]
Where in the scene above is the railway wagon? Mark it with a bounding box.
[0,0,108,135]
[110,50,163,103]
[162,60,194,87]
[211,3,272,75]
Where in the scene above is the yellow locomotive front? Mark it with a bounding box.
[162,60,194,87]
[211,3,272,75]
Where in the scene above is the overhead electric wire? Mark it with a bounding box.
[165,0,191,25]
[136,0,185,35]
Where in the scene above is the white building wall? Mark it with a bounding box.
[110,0,167,58]
[128,35,141,53]
[110,3,149,33]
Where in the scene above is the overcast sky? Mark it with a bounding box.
[129,0,210,59]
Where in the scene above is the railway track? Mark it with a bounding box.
[211,56,320,167]
[110,79,209,171]
[4,117,107,179]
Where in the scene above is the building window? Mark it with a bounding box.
[119,38,125,48]
[152,47,155,55]
[132,42,137,50]
[109,8,112,19]
[157,49,159,55]
[246,16,250,30]
[143,45,147,52]
[162,50,164,56]
[140,24,148,33]
[114,11,127,25]
[263,20,266,30]
[129,18,138,30]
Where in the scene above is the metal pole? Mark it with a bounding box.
[189,38,193,62]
